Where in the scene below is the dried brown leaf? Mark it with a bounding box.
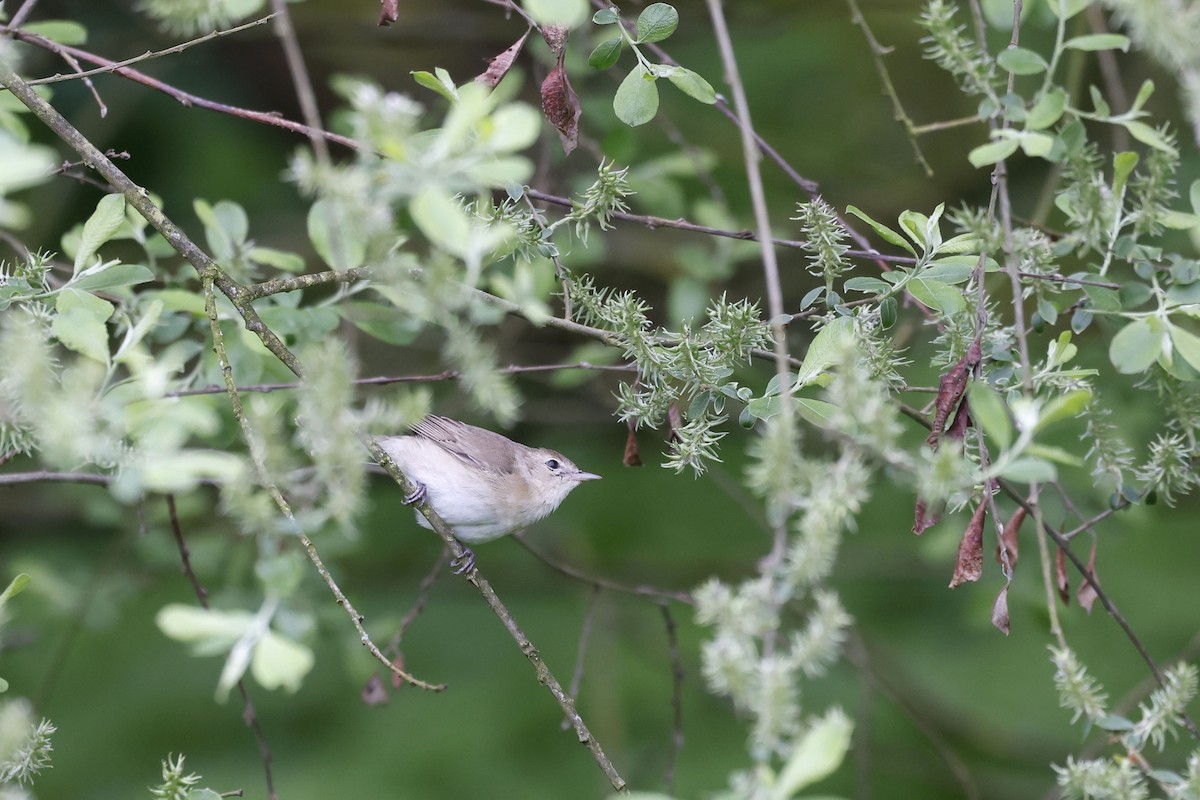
[949,499,987,588]
[541,62,581,155]
[362,673,389,706]
[946,396,972,442]
[997,505,1026,572]
[926,336,981,449]
[541,24,569,56]
[389,654,407,690]
[1055,546,1070,605]
[912,496,942,535]
[1077,541,1100,615]
[991,584,1011,635]
[378,0,398,26]
[476,29,531,89]
[667,404,683,444]
[623,419,643,467]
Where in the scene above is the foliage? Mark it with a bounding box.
[0,0,1199,797]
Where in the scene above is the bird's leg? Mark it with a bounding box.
[450,546,476,575]
[402,482,427,506]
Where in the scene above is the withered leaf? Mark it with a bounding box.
[992,584,1011,635]
[997,505,1026,572]
[389,654,408,690]
[623,419,643,467]
[476,29,530,89]
[913,496,942,535]
[362,673,389,706]
[949,498,987,587]
[541,24,569,56]
[378,0,398,26]
[1055,546,1070,605]
[541,63,581,155]
[926,335,981,449]
[1077,540,1100,615]
[946,396,972,442]
[667,404,683,443]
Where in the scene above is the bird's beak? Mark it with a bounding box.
[576,471,602,481]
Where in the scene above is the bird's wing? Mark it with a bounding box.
[411,416,518,474]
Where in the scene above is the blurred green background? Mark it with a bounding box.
[3,0,1200,798]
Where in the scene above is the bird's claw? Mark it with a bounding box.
[402,482,427,506]
[450,547,476,575]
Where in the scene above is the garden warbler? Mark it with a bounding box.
[376,416,600,572]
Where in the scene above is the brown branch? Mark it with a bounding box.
[165,495,278,800]
[561,586,600,731]
[8,30,360,151]
[385,550,449,658]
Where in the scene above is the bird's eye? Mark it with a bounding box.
[545,458,561,471]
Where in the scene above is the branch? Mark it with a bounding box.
[15,15,278,87]
[8,30,360,150]
[515,535,695,605]
[165,495,279,800]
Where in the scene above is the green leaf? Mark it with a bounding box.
[74,193,126,274]
[665,67,716,104]
[845,205,916,256]
[1027,443,1084,466]
[796,398,839,427]
[843,276,891,293]
[1109,318,1163,373]
[248,247,306,273]
[968,382,1013,450]
[614,65,660,126]
[921,260,976,283]
[968,137,1020,168]
[22,20,88,45]
[1131,79,1156,112]
[1064,34,1130,52]
[795,316,856,387]
[307,198,366,270]
[411,69,458,103]
[997,46,1047,74]
[1123,121,1178,156]
[0,573,31,608]
[53,288,114,363]
[524,0,589,26]
[1168,324,1200,373]
[1000,457,1057,483]
[1045,0,1090,18]
[410,185,471,257]
[773,709,853,799]
[592,6,620,24]
[1026,88,1067,130]
[251,631,315,694]
[589,36,624,70]
[1019,131,1057,159]
[338,302,422,345]
[69,262,155,292]
[156,604,255,651]
[907,277,966,316]
[897,208,931,250]
[636,3,678,43]
[1038,389,1092,429]
[1112,151,1139,197]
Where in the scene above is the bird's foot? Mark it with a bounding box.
[402,482,427,506]
[450,546,476,576]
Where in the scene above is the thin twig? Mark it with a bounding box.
[9,30,360,150]
[561,586,601,731]
[167,362,638,398]
[17,15,278,87]
[166,495,279,800]
[704,0,793,578]
[514,536,695,605]
[385,550,449,657]
[660,603,685,796]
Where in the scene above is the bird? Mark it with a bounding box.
[376,416,600,573]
